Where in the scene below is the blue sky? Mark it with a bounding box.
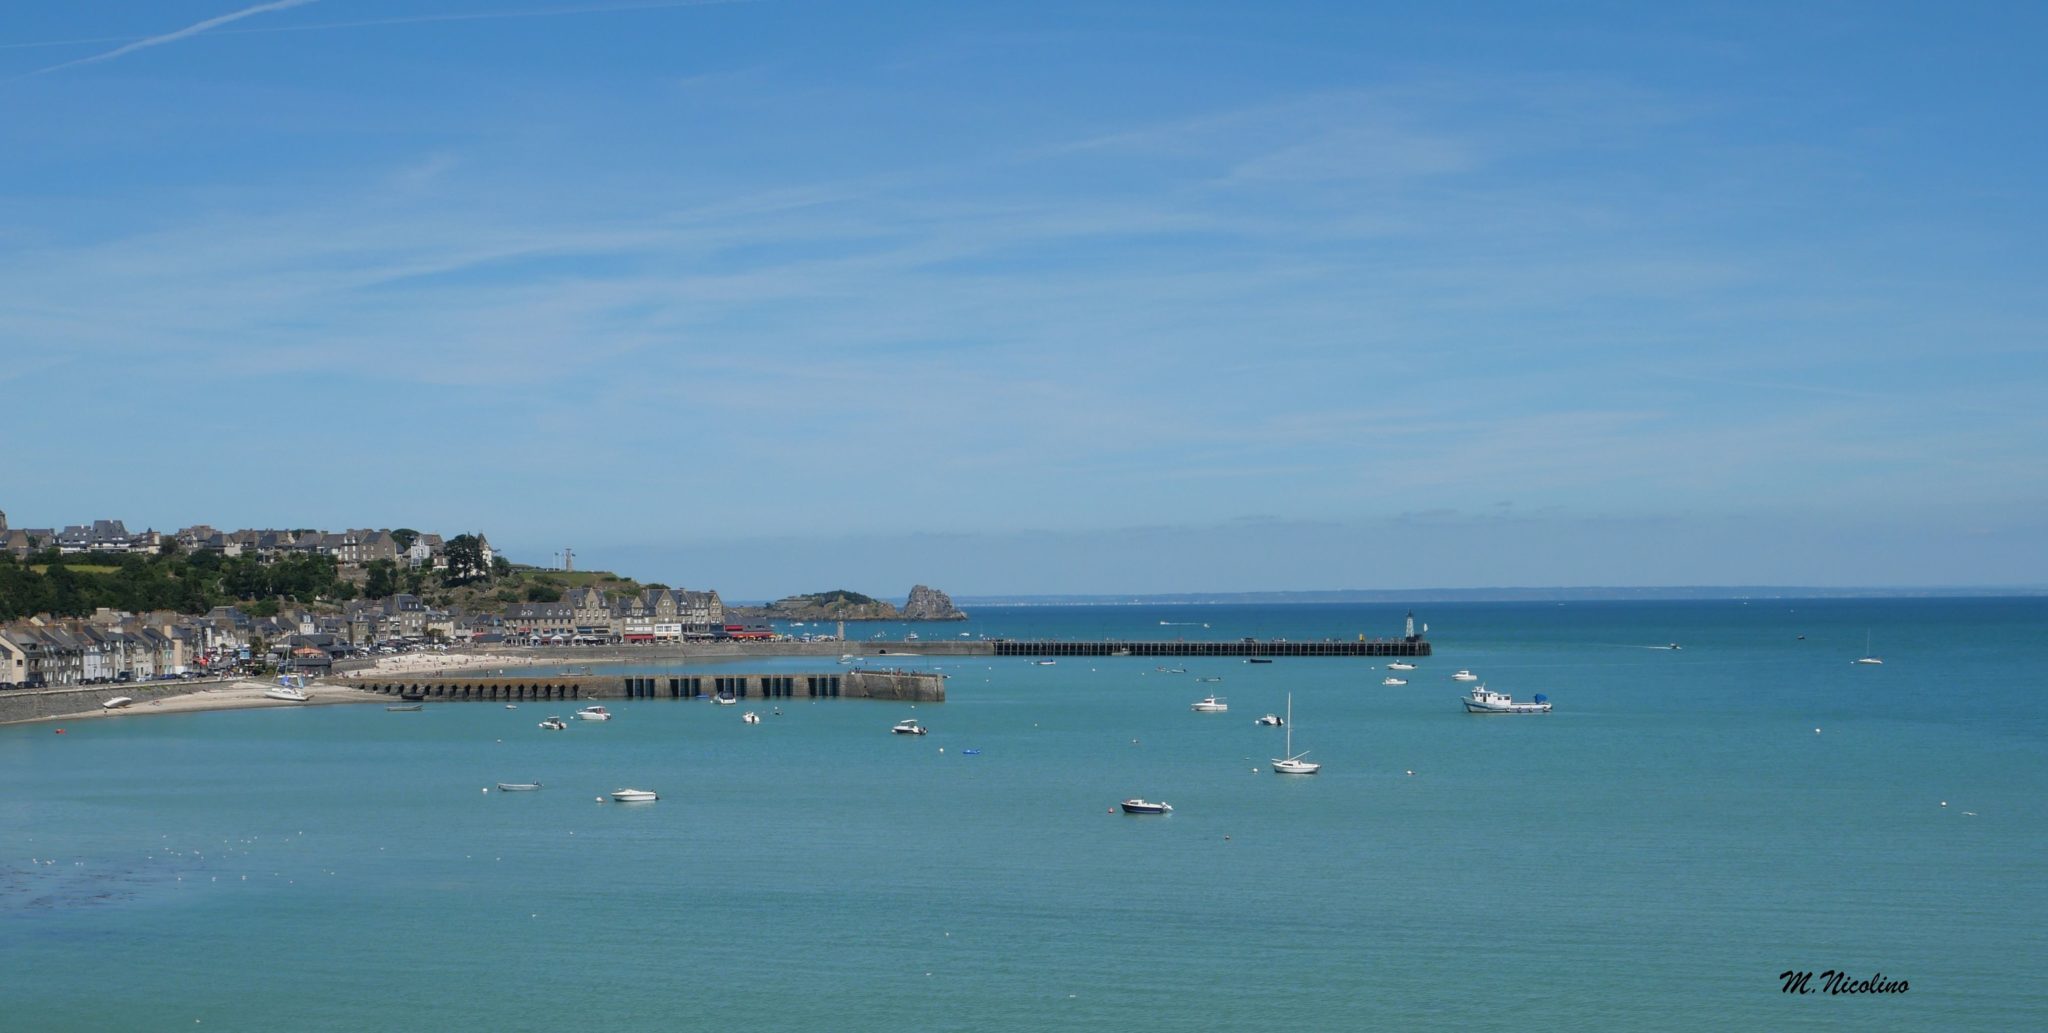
[3,1,2044,598]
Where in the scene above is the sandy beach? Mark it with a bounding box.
[54,678,390,723]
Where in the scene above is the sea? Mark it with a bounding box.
[3,598,2044,1032]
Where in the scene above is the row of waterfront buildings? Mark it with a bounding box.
[1,585,731,689]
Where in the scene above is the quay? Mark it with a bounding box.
[352,668,946,703]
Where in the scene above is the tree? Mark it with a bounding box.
[364,560,400,599]
[443,534,487,585]
[491,555,512,578]
[390,528,420,552]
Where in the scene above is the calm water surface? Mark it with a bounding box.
[4,599,2044,1031]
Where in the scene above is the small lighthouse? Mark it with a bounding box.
[1405,612,1417,641]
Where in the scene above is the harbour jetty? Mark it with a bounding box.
[352,668,946,703]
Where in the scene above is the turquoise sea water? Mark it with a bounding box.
[4,599,2045,1031]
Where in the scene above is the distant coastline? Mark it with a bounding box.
[946,586,2048,606]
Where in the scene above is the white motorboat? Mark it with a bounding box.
[1255,713,1283,726]
[1451,670,1479,682]
[496,782,542,792]
[610,788,658,802]
[538,716,568,730]
[1382,677,1407,686]
[1190,695,1228,713]
[1270,693,1320,775]
[1034,660,1057,666]
[1121,798,1172,815]
[1460,686,1551,714]
[892,718,928,735]
[100,696,135,710]
[713,693,739,705]
[574,706,612,721]
[1386,660,1417,671]
[742,711,762,724]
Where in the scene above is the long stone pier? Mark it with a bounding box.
[351,668,945,703]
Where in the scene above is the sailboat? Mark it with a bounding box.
[1853,631,1883,665]
[1270,693,1320,775]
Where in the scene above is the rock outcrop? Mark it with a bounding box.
[901,584,967,621]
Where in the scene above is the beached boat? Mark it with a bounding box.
[892,718,928,735]
[574,705,612,721]
[1190,695,1228,713]
[1382,677,1407,686]
[1121,799,1172,815]
[538,716,568,730]
[1271,693,1320,775]
[100,696,135,710]
[386,703,423,712]
[264,682,311,703]
[610,788,658,802]
[495,782,542,792]
[1460,686,1551,714]
[1451,670,1479,682]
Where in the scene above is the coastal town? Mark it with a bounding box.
[0,509,739,689]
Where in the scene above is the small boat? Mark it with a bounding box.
[838,654,856,665]
[713,693,739,705]
[1853,631,1883,665]
[1663,643,1682,650]
[100,696,135,710]
[1460,686,1551,714]
[495,782,542,792]
[538,716,568,730]
[1195,676,1223,683]
[1382,677,1407,686]
[1121,799,1172,815]
[891,718,929,736]
[960,748,982,755]
[1190,695,1228,713]
[1255,713,1283,726]
[1451,670,1479,682]
[574,706,612,721]
[1033,660,1056,666]
[742,711,761,724]
[905,633,919,640]
[1245,657,1273,664]
[386,703,423,712]
[610,788,658,802]
[1386,661,1417,671]
[264,684,311,703]
[504,703,517,709]
[1271,693,1320,775]
[1156,666,1187,674]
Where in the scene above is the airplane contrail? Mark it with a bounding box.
[24,0,321,76]
[3,1,753,54]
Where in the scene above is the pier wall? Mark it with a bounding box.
[0,682,212,725]
[351,670,947,703]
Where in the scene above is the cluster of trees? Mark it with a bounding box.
[0,549,357,621]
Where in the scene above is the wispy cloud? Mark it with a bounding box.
[2,1,755,55]
[22,0,321,78]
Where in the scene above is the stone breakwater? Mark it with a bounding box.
[351,669,946,703]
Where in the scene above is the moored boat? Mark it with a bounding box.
[574,705,612,721]
[386,703,423,712]
[1270,694,1320,775]
[538,716,568,730]
[1382,677,1407,686]
[1450,670,1479,682]
[742,711,762,724]
[610,788,658,802]
[1255,713,1283,726]
[1460,686,1551,714]
[1120,798,1172,815]
[1190,694,1228,713]
[891,718,928,735]
[496,782,542,791]
[1386,660,1417,671]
